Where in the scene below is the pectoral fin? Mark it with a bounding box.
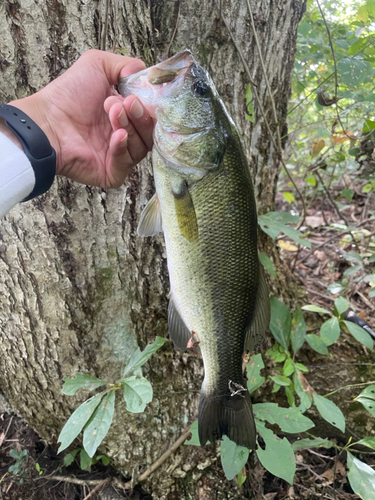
[244,263,270,351]
[172,180,198,242]
[137,193,163,237]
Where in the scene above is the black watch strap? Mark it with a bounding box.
[0,104,56,201]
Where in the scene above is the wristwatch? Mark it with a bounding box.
[0,104,56,201]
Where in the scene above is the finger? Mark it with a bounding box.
[107,129,134,187]
[108,101,128,131]
[80,49,146,86]
[104,95,123,114]
[124,96,154,151]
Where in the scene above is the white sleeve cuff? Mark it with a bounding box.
[0,132,36,218]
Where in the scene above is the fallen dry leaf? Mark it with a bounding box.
[310,139,325,157]
[279,240,299,251]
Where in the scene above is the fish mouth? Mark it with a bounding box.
[118,50,195,114]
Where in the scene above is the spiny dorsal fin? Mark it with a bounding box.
[137,193,163,237]
[244,263,270,352]
[171,180,198,242]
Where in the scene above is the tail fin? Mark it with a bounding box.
[198,390,256,449]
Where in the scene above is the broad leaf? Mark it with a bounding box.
[270,297,292,350]
[302,305,331,315]
[184,420,200,446]
[356,385,375,417]
[320,317,340,346]
[347,452,375,500]
[57,391,106,453]
[253,403,314,433]
[62,373,107,396]
[334,296,350,316]
[313,394,345,433]
[292,437,335,451]
[246,353,265,393]
[220,436,250,480]
[344,320,373,350]
[337,58,369,87]
[83,391,115,457]
[123,337,167,377]
[123,376,153,413]
[306,334,329,355]
[79,449,92,471]
[291,308,306,354]
[294,373,312,413]
[356,437,375,451]
[256,420,296,484]
[269,374,292,387]
[259,252,277,278]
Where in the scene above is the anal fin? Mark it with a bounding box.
[168,296,201,354]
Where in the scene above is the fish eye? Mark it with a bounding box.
[192,80,210,97]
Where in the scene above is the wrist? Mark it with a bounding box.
[0,117,23,149]
[9,93,61,174]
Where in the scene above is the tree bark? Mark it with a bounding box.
[0,1,307,498]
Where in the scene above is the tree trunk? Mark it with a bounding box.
[0,1,306,498]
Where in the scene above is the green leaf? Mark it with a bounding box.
[302,305,331,315]
[123,376,153,413]
[347,452,375,500]
[363,119,375,133]
[237,468,247,487]
[259,252,277,278]
[306,334,329,355]
[245,83,255,123]
[363,183,373,193]
[63,450,79,467]
[344,265,362,277]
[334,296,350,316]
[294,373,312,413]
[256,420,296,484]
[337,58,369,87]
[358,5,369,22]
[298,21,311,37]
[270,297,292,350]
[295,363,309,372]
[356,385,375,417]
[320,317,340,346]
[285,386,295,407]
[327,282,345,295]
[184,420,200,446]
[101,455,110,466]
[344,320,374,350]
[83,391,115,458]
[57,392,106,454]
[123,337,167,377]
[356,437,375,451]
[62,373,107,396]
[306,176,316,186]
[258,212,310,248]
[269,375,291,387]
[283,358,295,377]
[291,308,306,354]
[342,189,354,200]
[283,192,295,204]
[348,37,368,56]
[79,449,93,471]
[246,353,265,394]
[292,437,334,451]
[220,436,250,481]
[366,0,375,17]
[349,147,361,156]
[313,394,345,433]
[253,403,314,433]
[344,251,363,264]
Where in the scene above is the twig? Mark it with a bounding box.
[244,0,307,227]
[324,380,375,398]
[287,72,335,117]
[167,2,181,57]
[49,476,105,486]
[101,0,110,51]
[306,288,334,302]
[356,291,375,311]
[307,449,335,461]
[83,478,110,500]
[122,425,192,489]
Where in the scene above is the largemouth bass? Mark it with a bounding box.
[119,50,270,449]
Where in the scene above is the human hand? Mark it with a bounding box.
[10,50,153,188]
